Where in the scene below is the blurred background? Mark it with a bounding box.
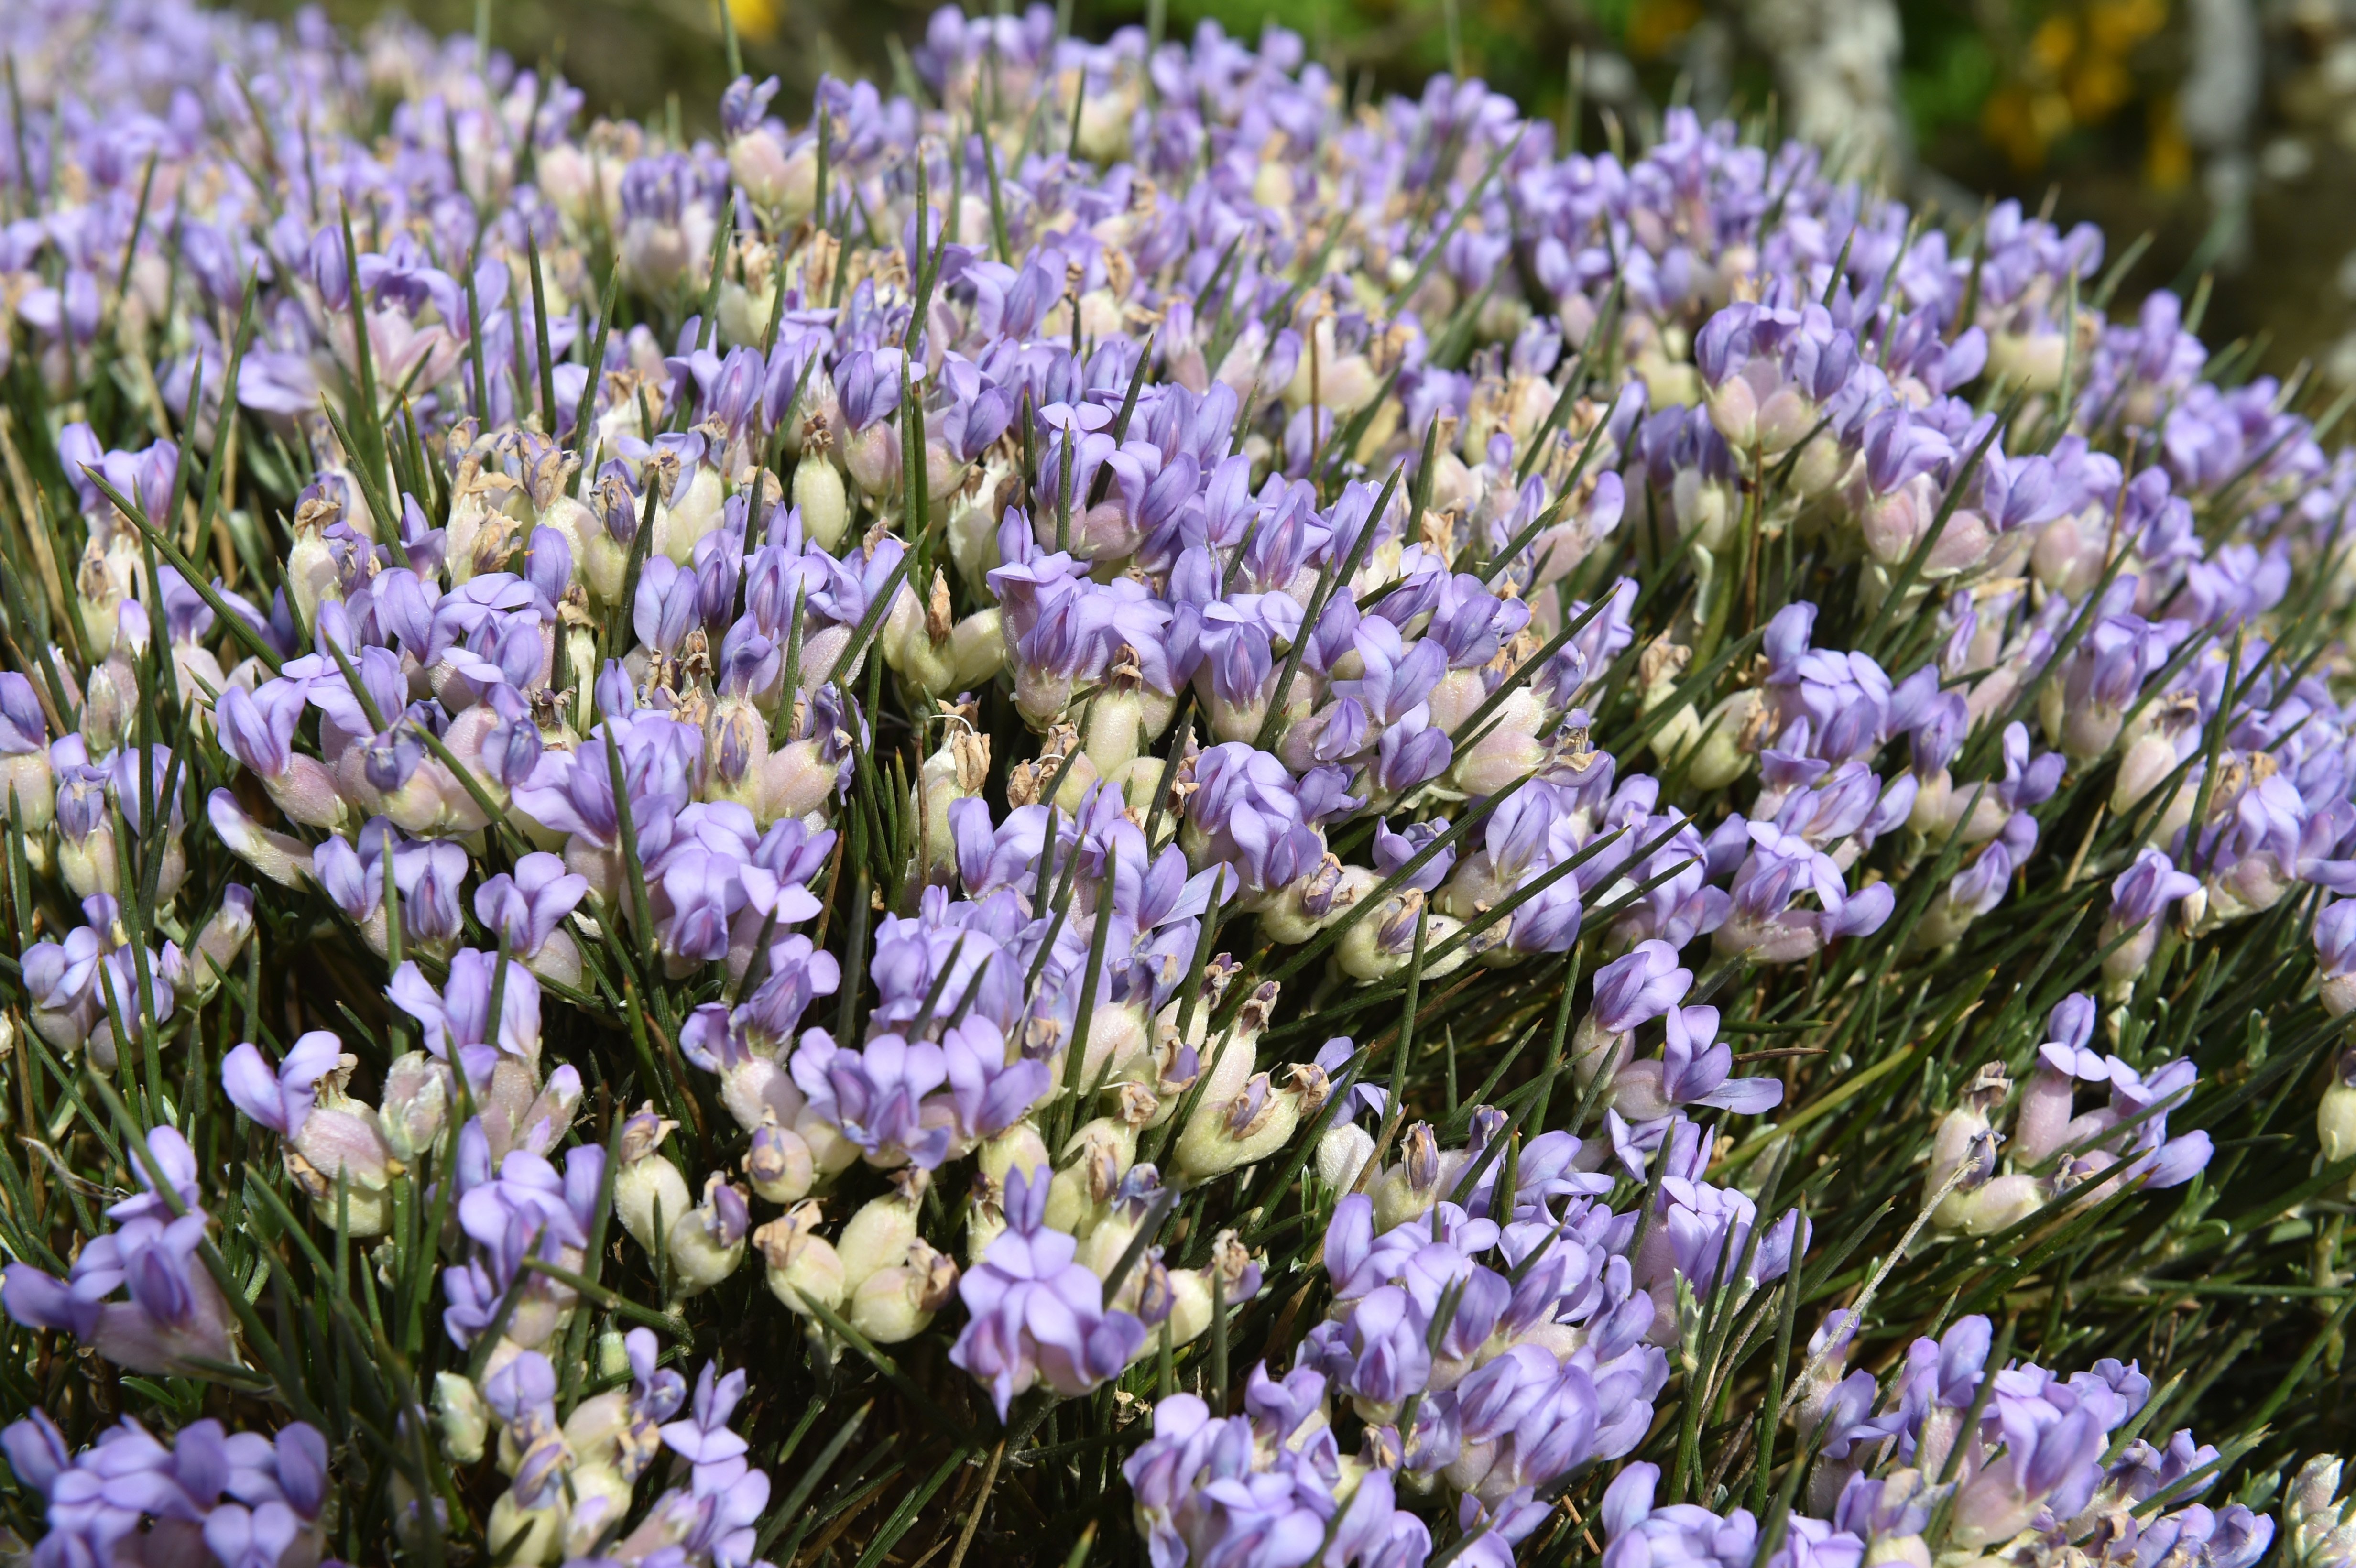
[248,0,2356,379]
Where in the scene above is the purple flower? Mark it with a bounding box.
[1335,620,1448,726]
[388,948,544,1067]
[2,1131,235,1376]
[474,853,590,958]
[443,1139,604,1349]
[736,935,845,1050]
[1314,1039,1389,1128]
[220,1032,343,1139]
[634,555,703,654]
[1590,941,1693,1034]
[1121,1385,1373,1568]
[1456,1345,1604,1496]
[393,838,469,947]
[216,678,311,780]
[838,347,905,431]
[950,1167,1148,1416]
[1303,1284,1433,1414]
[1953,1385,2116,1545]
[5,1411,327,1568]
[0,672,47,758]
[943,1018,1051,1142]
[2109,848,2200,929]
[790,1029,953,1168]
[1185,743,1325,895]
[483,1351,569,1504]
[512,719,695,852]
[1614,1005,1785,1122]
[1717,823,1890,963]
[1373,818,1456,894]
[661,1363,753,1485]
[1374,714,1455,797]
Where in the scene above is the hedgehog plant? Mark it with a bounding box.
[0,3,2352,1567]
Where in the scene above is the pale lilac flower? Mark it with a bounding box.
[950,1167,1148,1417]
[790,1029,953,1168]
[1,1131,235,1377]
[389,948,544,1068]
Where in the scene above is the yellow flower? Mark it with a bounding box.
[728,0,780,41]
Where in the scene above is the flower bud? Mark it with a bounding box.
[704,695,772,812]
[949,461,1015,584]
[837,1170,927,1290]
[184,885,256,1003]
[1369,1122,1448,1231]
[665,1175,750,1297]
[842,422,899,500]
[1048,1120,1136,1232]
[2112,730,2182,819]
[2096,915,2162,1001]
[1072,999,1152,1103]
[2321,1063,2356,1165]
[908,722,990,886]
[965,1174,1010,1266]
[0,749,55,840]
[1706,374,1761,451]
[1789,431,1846,497]
[1177,1017,1261,1152]
[793,1102,865,1176]
[1256,854,1358,946]
[745,1119,816,1204]
[1163,1230,1259,1346]
[1452,705,1548,797]
[2323,973,2356,1021]
[1949,1174,2043,1236]
[1424,668,1489,733]
[848,1239,959,1344]
[2037,674,2123,763]
[434,1371,490,1464]
[579,520,634,608]
[1569,1013,1633,1091]
[1075,1178,1164,1281]
[731,129,816,219]
[1898,763,1948,835]
[285,520,342,626]
[653,463,724,565]
[1069,651,1145,757]
[56,816,119,902]
[1316,1120,1377,1192]
[286,1062,401,1238]
[1173,1064,1326,1189]
[612,1105,691,1255]
[2289,1456,2356,1566]
[881,570,958,696]
[1336,892,1468,983]
[753,1200,846,1315]
[980,1121,1052,1187]
[1927,1064,2011,1233]
[486,1490,564,1567]
[79,655,138,757]
[950,609,1005,687]
[793,437,851,551]
[1688,689,1765,791]
[380,1052,453,1163]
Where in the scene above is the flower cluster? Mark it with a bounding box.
[2,0,2354,1563]
[429,1334,773,1566]
[2,1410,329,1568]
